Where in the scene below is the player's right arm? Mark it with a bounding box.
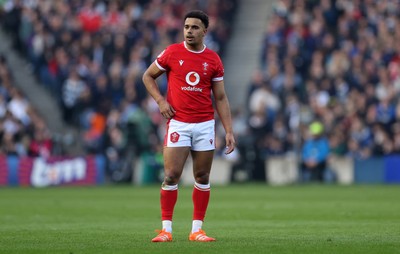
[142,62,176,119]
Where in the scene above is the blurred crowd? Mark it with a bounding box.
[2,0,400,179]
[0,0,237,180]
[0,54,55,157]
[247,0,400,161]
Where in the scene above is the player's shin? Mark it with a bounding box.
[160,184,178,233]
[191,182,210,233]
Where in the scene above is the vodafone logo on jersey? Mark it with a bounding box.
[185,72,200,86]
[182,71,203,92]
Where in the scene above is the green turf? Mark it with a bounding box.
[1,184,399,254]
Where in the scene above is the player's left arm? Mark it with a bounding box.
[212,80,236,154]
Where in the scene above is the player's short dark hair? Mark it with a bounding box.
[184,10,209,29]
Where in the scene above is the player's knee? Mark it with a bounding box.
[164,174,180,185]
[194,172,210,184]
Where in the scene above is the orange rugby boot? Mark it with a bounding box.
[189,229,216,242]
[151,229,172,242]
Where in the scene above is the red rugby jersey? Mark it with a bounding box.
[155,41,224,123]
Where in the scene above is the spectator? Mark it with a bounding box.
[28,128,53,158]
[61,68,87,125]
[301,121,330,182]
[82,110,106,153]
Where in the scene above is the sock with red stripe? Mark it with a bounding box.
[160,184,178,233]
[192,182,210,233]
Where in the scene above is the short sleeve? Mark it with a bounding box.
[155,47,171,71]
[212,54,224,82]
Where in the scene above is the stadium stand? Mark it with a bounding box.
[0,0,238,181]
[2,0,400,185]
[248,0,400,162]
[0,53,55,157]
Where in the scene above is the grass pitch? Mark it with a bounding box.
[1,184,399,254]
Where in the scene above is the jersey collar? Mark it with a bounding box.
[183,41,206,53]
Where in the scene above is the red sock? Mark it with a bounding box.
[160,185,178,221]
[192,182,210,221]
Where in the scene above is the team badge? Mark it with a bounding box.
[170,132,180,143]
[203,62,208,71]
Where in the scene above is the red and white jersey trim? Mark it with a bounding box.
[155,59,166,71]
[183,41,206,53]
[212,77,223,81]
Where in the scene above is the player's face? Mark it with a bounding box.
[184,18,206,50]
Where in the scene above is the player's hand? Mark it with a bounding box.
[225,133,236,154]
[158,99,176,119]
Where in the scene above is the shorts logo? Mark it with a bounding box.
[209,139,213,145]
[170,132,180,143]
